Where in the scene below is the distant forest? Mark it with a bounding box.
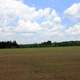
[0,41,19,48]
[0,41,80,48]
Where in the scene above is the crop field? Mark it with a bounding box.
[0,47,80,80]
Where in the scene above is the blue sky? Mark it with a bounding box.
[0,0,80,43]
[24,0,80,27]
[24,0,80,12]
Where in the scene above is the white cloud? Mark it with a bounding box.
[66,23,80,35]
[0,0,62,34]
[15,19,42,32]
[0,0,80,43]
[64,3,80,19]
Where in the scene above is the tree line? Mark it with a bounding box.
[19,41,80,48]
[0,40,80,48]
[0,41,19,48]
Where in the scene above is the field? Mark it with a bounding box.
[0,47,80,80]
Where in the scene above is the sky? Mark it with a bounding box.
[0,0,80,44]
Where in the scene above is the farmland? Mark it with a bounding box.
[0,47,80,80]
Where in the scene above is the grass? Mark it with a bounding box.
[0,47,80,80]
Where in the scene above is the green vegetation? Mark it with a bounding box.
[0,41,19,48]
[21,41,80,48]
[1,41,80,48]
[0,47,80,80]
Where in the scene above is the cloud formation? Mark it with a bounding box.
[64,3,80,19]
[0,0,80,43]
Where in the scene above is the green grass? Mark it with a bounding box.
[0,47,80,80]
